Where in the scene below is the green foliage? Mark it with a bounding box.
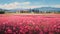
[57,11,60,13]
[0,10,5,14]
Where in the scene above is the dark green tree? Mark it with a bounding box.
[0,10,5,14]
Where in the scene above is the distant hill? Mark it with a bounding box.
[32,7,60,11]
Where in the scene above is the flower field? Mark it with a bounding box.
[0,14,60,34]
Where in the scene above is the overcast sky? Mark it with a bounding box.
[0,0,60,9]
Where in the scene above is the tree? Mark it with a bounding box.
[0,10,5,14]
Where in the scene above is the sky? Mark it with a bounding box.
[0,0,60,9]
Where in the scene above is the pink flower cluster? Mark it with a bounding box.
[0,15,60,34]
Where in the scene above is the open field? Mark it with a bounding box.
[0,14,60,34]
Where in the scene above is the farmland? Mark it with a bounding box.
[0,14,60,34]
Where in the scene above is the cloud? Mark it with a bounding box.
[0,2,43,9]
[0,2,60,10]
[0,2,31,9]
[51,5,60,8]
